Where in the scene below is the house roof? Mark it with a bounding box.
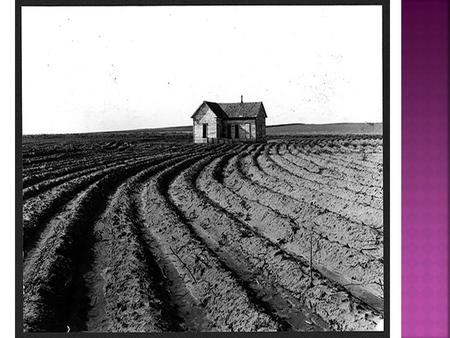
[191,101,267,119]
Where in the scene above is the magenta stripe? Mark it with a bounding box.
[402,0,449,337]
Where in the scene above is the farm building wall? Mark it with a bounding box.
[222,119,257,140]
[193,105,218,143]
[255,117,266,139]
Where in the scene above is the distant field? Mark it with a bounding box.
[266,123,382,135]
[23,123,382,145]
[128,122,383,136]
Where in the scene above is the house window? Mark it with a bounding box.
[235,124,239,138]
[202,123,208,138]
[247,123,251,139]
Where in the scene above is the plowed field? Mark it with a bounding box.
[22,134,384,332]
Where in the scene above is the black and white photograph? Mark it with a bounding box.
[20,3,387,333]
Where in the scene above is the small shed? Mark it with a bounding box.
[191,97,267,143]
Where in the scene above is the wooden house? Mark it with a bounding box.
[191,97,267,143]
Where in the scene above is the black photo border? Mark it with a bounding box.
[15,0,390,337]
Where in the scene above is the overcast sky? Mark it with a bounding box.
[22,6,382,134]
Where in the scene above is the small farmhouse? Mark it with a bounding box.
[191,97,267,144]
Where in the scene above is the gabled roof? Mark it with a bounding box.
[203,101,228,119]
[191,101,267,120]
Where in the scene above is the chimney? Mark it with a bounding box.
[241,95,243,103]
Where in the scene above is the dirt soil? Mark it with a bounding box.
[22,134,384,332]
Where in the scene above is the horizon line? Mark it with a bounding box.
[22,121,383,136]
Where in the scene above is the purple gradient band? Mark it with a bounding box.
[402,0,449,337]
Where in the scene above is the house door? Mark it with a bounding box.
[235,124,239,138]
[202,124,207,138]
